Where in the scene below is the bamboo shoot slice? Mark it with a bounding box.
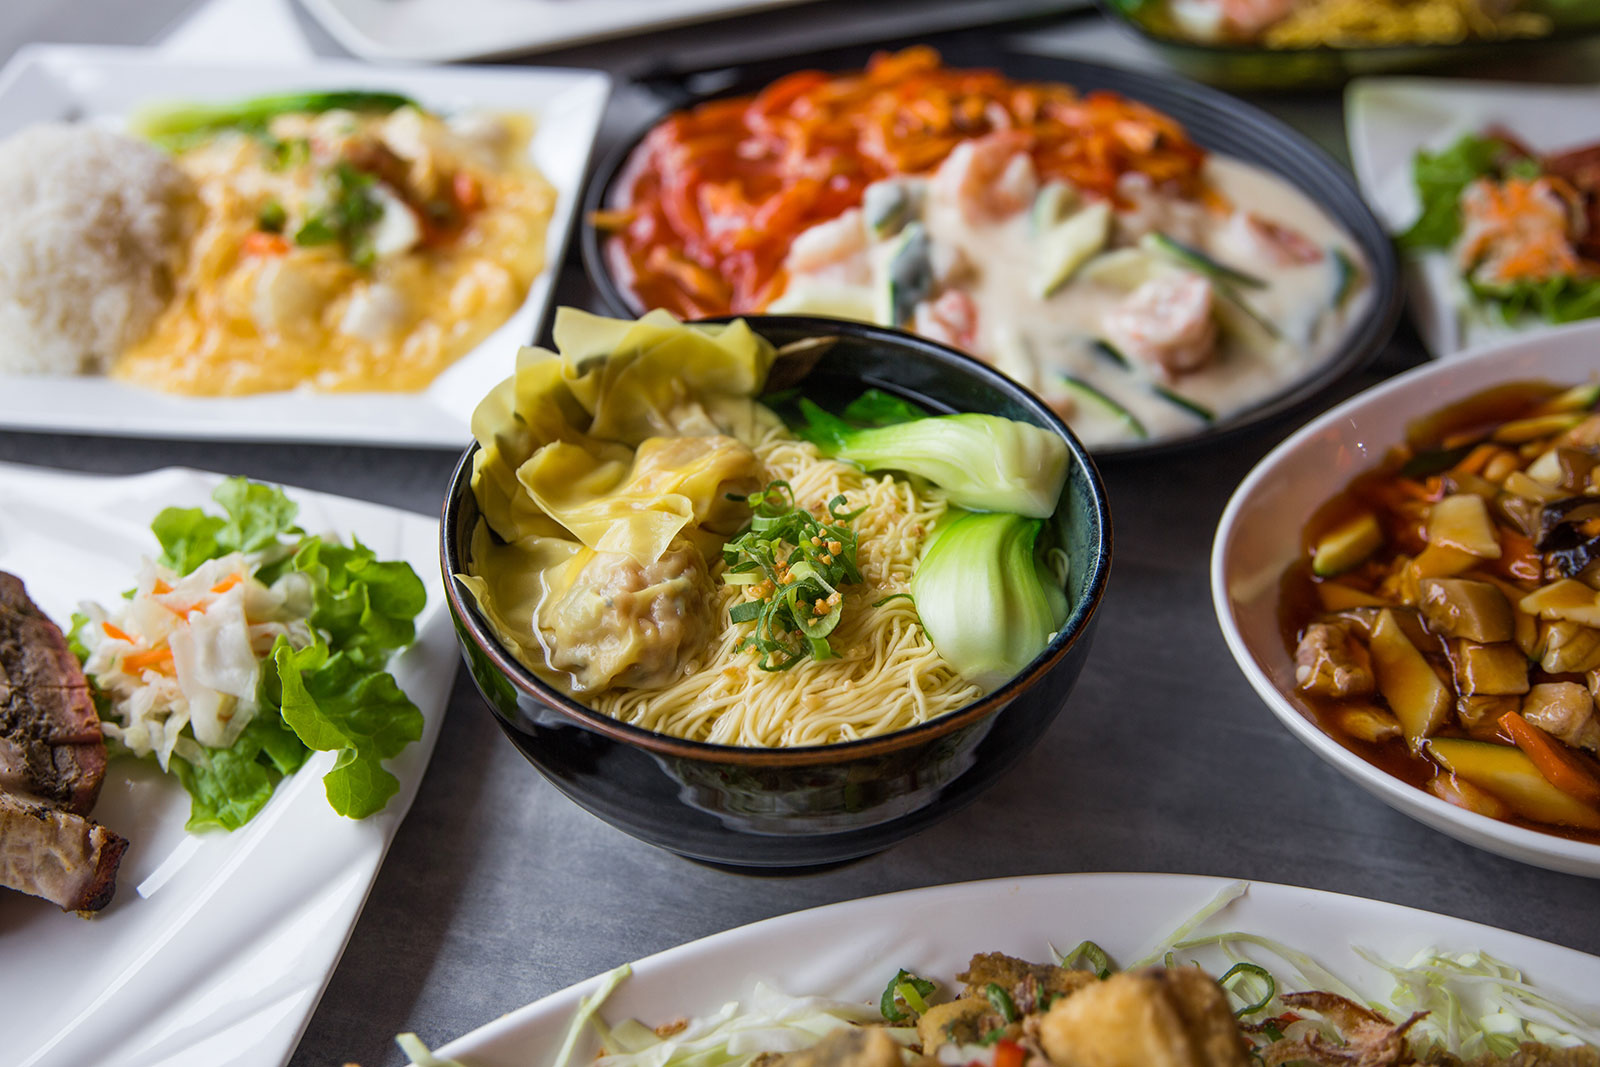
[1311,512,1383,577]
[1521,580,1600,628]
[1316,582,1387,611]
[1428,738,1600,830]
[1369,608,1451,747]
[1426,494,1501,559]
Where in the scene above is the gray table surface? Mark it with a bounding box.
[3,2,1599,1065]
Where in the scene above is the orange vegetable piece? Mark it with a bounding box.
[122,644,175,674]
[242,231,290,257]
[209,574,243,594]
[101,621,134,643]
[1499,710,1600,807]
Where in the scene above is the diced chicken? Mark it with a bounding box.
[339,282,410,343]
[1521,682,1600,753]
[1537,620,1600,674]
[540,539,716,693]
[1294,622,1375,698]
[1457,694,1520,739]
[1418,578,1514,643]
[1039,967,1250,1067]
[1335,704,1402,743]
[958,952,1097,1004]
[918,998,992,1053]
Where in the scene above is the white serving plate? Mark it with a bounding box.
[298,0,813,63]
[1345,78,1600,360]
[0,463,460,1067]
[0,45,610,447]
[1211,322,1600,879]
[425,872,1600,1067]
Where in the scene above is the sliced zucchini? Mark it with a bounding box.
[1076,248,1171,291]
[880,222,934,328]
[1533,382,1600,416]
[1142,232,1266,290]
[1091,339,1132,371]
[1330,247,1360,310]
[1059,374,1147,440]
[1150,384,1214,423]
[1030,181,1077,234]
[1311,512,1383,577]
[863,181,916,238]
[1032,201,1112,300]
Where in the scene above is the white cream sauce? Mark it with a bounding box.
[772,152,1372,448]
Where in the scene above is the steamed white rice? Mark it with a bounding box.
[0,123,194,375]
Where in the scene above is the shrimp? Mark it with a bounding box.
[1458,176,1582,288]
[1221,210,1324,267]
[929,133,1038,223]
[1101,273,1217,380]
[785,208,869,274]
[913,289,978,350]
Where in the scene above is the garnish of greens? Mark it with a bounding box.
[134,89,417,148]
[72,477,427,831]
[722,481,864,671]
[1400,133,1600,325]
[293,161,386,267]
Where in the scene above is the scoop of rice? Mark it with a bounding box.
[0,123,194,375]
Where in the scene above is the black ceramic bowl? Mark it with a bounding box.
[578,42,1402,460]
[442,316,1112,868]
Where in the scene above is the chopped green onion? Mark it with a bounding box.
[1060,940,1115,979]
[1150,384,1214,424]
[879,969,936,1022]
[1220,961,1276,1016]
[985,982,1019,1023]
[257,199,287,233]
[977,1028,1008,1046]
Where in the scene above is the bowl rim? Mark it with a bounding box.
[440,314,1114,767]
[1210,322,1600,876]
[1093,0,1600,59]
[576,44,1403,460]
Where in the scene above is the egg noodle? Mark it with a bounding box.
[591,424,982,747]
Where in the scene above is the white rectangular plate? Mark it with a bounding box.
[0,46,610,447]
[430,872,1600,1066]
[1345,78,1600,359]
[299,0,813,63]
[0,463,459,1067]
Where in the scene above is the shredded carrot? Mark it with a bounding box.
[608,46,1207,316]
[1449,442,1498,478]
[152,578,173,595]
[102,621,135,643]
[122,645,175,674]
[210,574,243,594]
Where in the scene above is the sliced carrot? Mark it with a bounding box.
[242,230,290,257]
[1450,442,1498,478]
[209,574,243,594]
[122,644,175,674]
[1496,529,1542,582]
[102,621,135,643]
[1499,710,1600,807]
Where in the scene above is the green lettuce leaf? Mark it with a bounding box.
[170,714,311,832]
[151,507,227,574]
[152,476,301,574]
[1470,275,1600,325]
[1398,134,1512,251]
[274,641,423,819]
[292,537,427,666]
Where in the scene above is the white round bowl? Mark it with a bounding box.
[1211,321,1600,878]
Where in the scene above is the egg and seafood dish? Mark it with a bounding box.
[0,90,554,395]
[595,47,1371,448]
[1400,127,1600,330]
[1284,381,1600,843]
[1112,0,1567,47]
[456,310,1072,748]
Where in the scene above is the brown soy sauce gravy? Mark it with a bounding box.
[1276,379,1600,847]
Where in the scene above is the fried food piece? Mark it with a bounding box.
[754,1026,902,1067]
[958,952,1097,1002]
[1037,966,1250,1067]
[918,998,991,1052]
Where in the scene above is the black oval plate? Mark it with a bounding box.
[579,40,1403,459]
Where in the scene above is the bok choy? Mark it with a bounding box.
[792,399,1068,518]
[911,512,1069,688]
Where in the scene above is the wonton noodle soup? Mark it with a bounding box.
[456,310,1075,749]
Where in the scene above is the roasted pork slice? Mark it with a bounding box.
[0,790,128,913]
[0,571,107,813]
